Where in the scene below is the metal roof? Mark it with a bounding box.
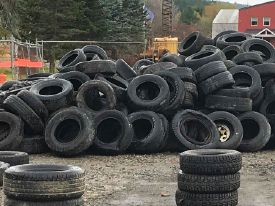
[240,1,275,10]
[213,9,239,24]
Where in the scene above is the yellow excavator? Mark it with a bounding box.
[142,0,178,61]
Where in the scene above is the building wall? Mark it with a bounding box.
[212,23,238,38]
[239,2,275,32]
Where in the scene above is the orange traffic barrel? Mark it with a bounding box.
[0,73,7,84]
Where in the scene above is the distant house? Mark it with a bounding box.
[213,1,275,46]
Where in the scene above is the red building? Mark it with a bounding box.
[238,1,275,45]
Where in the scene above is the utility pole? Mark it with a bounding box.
[162,0,173,36]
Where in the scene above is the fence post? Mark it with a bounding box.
[10,36,15,79]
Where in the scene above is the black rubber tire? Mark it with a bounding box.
[156,71,185,111]
[199,71,235,95]
[260,96,275,116]
[159,54,185,67]
[17,90,48,122]
[0,80,20,91]
[116,59,137,80]
[238,111,271,152]
[93,110,133,153]
[224,60,237,69]
[253,63,275,86]
[175,190,238,206]
[76,80,116,113]
[3,95,44,134]
[195,61,227,83]
[0,112,24,150]
[128,111,164,153]
[127,74,170,112]
[241,38,275,63]
[229,65,262,99]
[216,32,252,49]
[55,71,90,92]
[4,198,84,206]
[232,52,263,66]
[75,60,116,78]
[133,59,154,74]
[4,164,85,201]
[115,102,128,115]
[178,170,240,193]
[158,114,169,151]
[58,49,86,71]
[215,87,251,98]
[178,32,210,56]
[18,135,48,154]
[30,79,74,113]
[182,92,194,108]
[185,47,224,71]
[180,149,242,175]
[0,151,29,166]
[213,30,237,44]
[82,45,108,60]
[183,82,198,100]
[222,45,244,60]
[252,87,264,109]
[0,162,9,186]
[172,110,220,149]
[205,95,252,112]
[143,62,177,74]
[45,107,95,156]
[169,67,197,83]
[95,74,128,101]
[208,111,243,149]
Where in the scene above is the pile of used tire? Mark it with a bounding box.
[3,164,85,206]
[176,149,242,206]
[0,30,275,155]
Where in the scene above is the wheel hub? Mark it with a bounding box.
[217,124,231,142]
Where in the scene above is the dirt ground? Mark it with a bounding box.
[1,151,275,206]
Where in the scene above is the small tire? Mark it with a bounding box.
[58,49,86,71]
[169,67,196,83]
[82,45,108,60]
[179,149,242,175]
[216,32,252,49]
[116,59,137,80]
[232,52,263,66]
[143,62,177,74]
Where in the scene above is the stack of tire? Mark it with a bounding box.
[176,149,242,206]
[0,30,274,155]
[3,164,85,206]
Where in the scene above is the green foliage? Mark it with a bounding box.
[0,0,18,37]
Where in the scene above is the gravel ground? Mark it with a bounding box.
[1,151,275,206]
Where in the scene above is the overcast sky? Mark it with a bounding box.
[224,0,274,5]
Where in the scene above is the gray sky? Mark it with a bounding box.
[224,0,274,5]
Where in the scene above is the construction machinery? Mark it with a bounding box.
[142,0,178,61]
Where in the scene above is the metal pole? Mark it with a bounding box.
[10,36,15,79]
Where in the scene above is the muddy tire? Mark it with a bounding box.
[0,112,24,150]
[116,59,137,80]
[4,164,85,201]
[222,45,243,60]
[128,111,164,153]
[178,170,240,193]
[179,149,242,175]
[58,49,86,72]
[0,151,29,166]
[172,110,220,149]
[127,74,170,112]
[45,107,95,156]
[3,95,44,134]
[169,67,197,83]
[76,80,116,113]
[133,59,154,74]
[93,110,133,154]
[195,61,227,83]
[238,111,271,152]
[18,135,48,154]
[0,80,20,91]
[232,52,263,66]
[143,62,177,74]
[30,79,74,113]
[17,90,48,122]
[216,32,252,49]
[208,111,243,149]
[82,45,108,60]
[159,54,185,67]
